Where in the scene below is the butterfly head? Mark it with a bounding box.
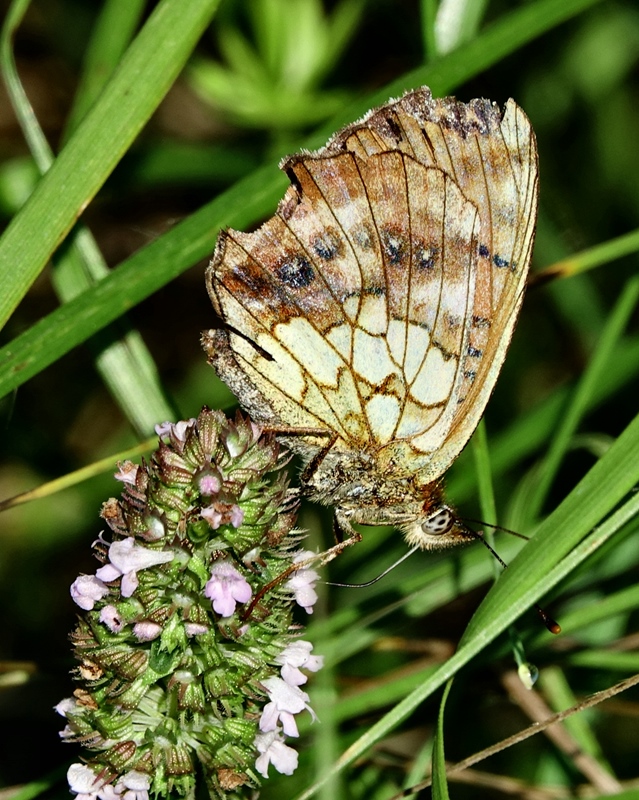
[401,504,477,550]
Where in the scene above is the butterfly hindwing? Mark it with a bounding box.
[206,87,538,484]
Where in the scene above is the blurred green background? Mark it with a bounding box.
[1,0,639,798]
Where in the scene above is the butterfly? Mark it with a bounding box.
[203,86,538,552]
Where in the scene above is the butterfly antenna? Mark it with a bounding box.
[325,545,420,588]
[463,524,561,634]
[462,516,529,542]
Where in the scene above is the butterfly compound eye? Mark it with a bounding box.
[421,507,455,536]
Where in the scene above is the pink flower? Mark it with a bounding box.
[114,461,138,485]
[275,641,323,686]
[132,621,162,642]
[184,623,208,637]
[95,538,173,597]
[285,551,319,613]
[155,419,196,442]
[201,502,244,530]
[259,676,316,738]
[204,561,252,617]
[196,468,222,496]
[70,575,109,610]
[254,730,298,778]
[99,605,124,633]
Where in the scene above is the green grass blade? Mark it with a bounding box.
[462,412,639,645]
[471,420,497,530]
[532,226,639,286]
[420,0,438,62]
[431,680,453,800]
[541,666,614,768]
[0,0,222,331]
[526,275,639,520]
[63,0,146,138]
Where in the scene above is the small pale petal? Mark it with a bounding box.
[285,551,320,613]
[95,563,120,583]
[133,621,162,642]
[120,772,150,791]
[70,575,109,610]
[114,461,138,485]
[68,763,105,795]
[281,663,307,686]
[173,419,196,441]
[107,538,173,573]
[99,605,124,632]
[117,771,150,800]
[184,622,208,637]
[155,419,196,441]
[120,571,139,598]
[197,472,221,495]
[98,786,121,800]
[261,676,310,714]
[230,505,244,528]
[258,701,280,733]
[201,506,223,529]
[279,710,299,738]
[54,697,77,717]
[276,641,323,686]
[254,731,298,778]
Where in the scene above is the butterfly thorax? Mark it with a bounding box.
[302,445,475,551]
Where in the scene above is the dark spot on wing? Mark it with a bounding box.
[472,315,491,329]
[467,346,482,358]
[312,229,342,260]
[478,243,490,259]
[415,245,437,270]
[381,229,407,266]
[493,254,511,269]
[277,255,315,289]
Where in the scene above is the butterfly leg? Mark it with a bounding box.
[299,433,339,487]
[307,508,362,568]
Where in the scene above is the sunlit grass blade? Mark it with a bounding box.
[0,437,156,512]
[0,0,222,330]
[530,226,639,287]
[470,420,497,529]
[450,335,639,505]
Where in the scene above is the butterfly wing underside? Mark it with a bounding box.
[205,88,538,484]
